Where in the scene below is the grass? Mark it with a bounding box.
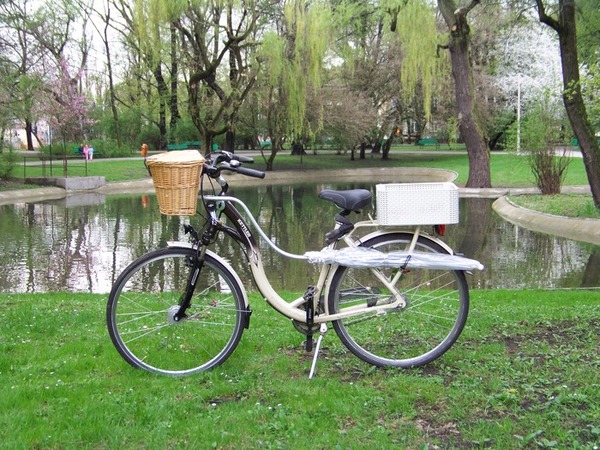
[1,290,599,449]
[17,157,150,183]
[2,150,599,447]
[12,149,590,187]
[11,149,597,219]
[509,194,600,219]
[251,151,590,188]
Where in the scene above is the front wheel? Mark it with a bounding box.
[328,232,469,368]
[107,247,248,376]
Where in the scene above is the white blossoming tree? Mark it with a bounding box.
[492,22,563,115]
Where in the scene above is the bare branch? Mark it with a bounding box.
[534,0,561,32]
[456,0,481,19]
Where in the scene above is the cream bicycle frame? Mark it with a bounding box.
[179,194,453,324]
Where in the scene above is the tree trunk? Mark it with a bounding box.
[169,24,181,141]
[25,120,34,151]
[359,142,366,160]
[381,133,394,160]
[438,0,491,188]
[225,130,235,152]
[154,64,168,148]
[536,0,600,208]
[103,6,122,148]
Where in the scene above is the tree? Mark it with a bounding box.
[438,0,491,188]
[575,0,600,67]
[491,21,563,151]
[172,0,263,156]
[331,0,442,160]
[576,0,600,132]
[29,0,93,145]
[113,0,174,149]
[87,0,123,147]
[307,84,378,153]
[534,0,600,208]
[41,58,93,173]
[0,0,46,151]
[258,0,330,170]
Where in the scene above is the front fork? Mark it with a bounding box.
[173,202,221,322]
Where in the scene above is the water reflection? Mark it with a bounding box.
[0,183,599,293]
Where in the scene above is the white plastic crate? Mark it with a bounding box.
[376,183,459,226]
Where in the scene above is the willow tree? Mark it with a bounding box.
[258,0,330,170]
[438,0,491,188]
[331,0,441,159]
[113,0,180,148]
[389,0,442,156]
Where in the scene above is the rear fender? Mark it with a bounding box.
[356,229,454,255]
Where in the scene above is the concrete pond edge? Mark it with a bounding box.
[492,196,600,246]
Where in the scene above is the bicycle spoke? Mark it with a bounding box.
[107,248,246,376]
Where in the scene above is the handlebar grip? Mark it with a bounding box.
[235,166,266,179]
[212,150,254,165]
[234,154,254,163]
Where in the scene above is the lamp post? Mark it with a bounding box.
[517,77,521,154]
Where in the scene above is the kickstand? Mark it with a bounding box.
[308,323,328,379]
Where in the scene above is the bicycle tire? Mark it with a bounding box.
[107,247,247,376]
[327,232,469,368]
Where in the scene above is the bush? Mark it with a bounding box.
[87,139,131,158]
[137,126,162,150]
[172,118,200,143]
[0,149,17,179]
[39,142,81,156]
[529,148,570,194]
[506,95,570,194]
[38,139,132,159]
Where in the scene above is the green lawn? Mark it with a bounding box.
[2,150,599,448]
[1,290,598,449]
[9,150,597,218]
[510,193,600,219]
[13,149,591,187]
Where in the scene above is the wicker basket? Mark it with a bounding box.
[146,150,205,216]
[376,183,459,226]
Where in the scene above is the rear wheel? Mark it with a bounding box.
[328,232,469,368]
[107,247,247,376]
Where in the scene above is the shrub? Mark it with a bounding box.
[506,94,570,194]
[0,148,17,179]
[172,118,200,143]
[87,139,131,158]
[137,126,162,150]
[39,142,81,156]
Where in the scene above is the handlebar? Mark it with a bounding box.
[233,165,266,179]
[204,151,266,179]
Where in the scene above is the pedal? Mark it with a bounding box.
[309,323,328,379]
[303,336,314,352]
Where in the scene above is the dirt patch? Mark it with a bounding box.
[500,318,599,359]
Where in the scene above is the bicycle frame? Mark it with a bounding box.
[175,192,450,324]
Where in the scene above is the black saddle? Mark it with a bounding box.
[318,189,372,212]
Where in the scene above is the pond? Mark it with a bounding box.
[1,182,599,293]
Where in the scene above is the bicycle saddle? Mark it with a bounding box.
[318,189,372,212]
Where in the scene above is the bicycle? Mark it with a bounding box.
[106,150,483,377]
